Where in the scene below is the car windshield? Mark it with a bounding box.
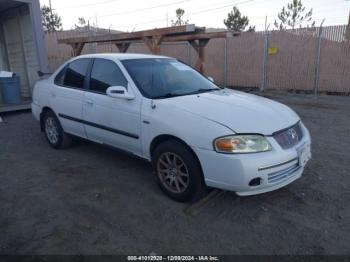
[121,58,220,99]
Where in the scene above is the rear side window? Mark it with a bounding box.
[90,59,127,93]
[54,66,66,86]
[62,59,90,89]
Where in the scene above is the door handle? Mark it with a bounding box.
[86,99,93,105]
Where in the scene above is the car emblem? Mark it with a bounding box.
[288,128,298,141]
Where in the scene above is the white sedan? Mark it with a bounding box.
[32,53,311,202]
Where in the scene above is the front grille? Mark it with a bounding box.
[273,122,303,149]
[267,163,300,183]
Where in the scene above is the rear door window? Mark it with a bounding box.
[54,65,67,86]
[62,59,91,89]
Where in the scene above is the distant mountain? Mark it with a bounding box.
[47,26,123,38]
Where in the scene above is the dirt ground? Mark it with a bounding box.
[0,93,349,255]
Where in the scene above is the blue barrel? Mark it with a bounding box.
[0,76,21,105]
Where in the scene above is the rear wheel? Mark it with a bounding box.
[152,140,207,202]
[43,110,72,149]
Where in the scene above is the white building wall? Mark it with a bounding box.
[0,0,48,107]
[1,3,41,99]
[0,24,9,71]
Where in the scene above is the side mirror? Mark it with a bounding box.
[106,86,135,100]
[208,77,214,82]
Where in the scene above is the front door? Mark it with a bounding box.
[83,58,142,155]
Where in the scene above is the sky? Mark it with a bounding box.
[40,0,350,32]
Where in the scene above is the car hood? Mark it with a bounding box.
[160,89,299,135]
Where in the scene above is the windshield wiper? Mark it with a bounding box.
[186,88,220,95]
[153,92,182,99]
[153,88,220,99]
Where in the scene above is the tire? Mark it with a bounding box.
[152,139,207,202]
[43,110,72,149]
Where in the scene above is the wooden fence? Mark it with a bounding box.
[45,24,350,93]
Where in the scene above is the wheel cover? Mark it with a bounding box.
[157,152,190,194]
[45,117,59,144]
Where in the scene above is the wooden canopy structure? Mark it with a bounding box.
[58,24,239,73]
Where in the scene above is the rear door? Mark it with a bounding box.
[83,58,142,154]
[50,58,92,137]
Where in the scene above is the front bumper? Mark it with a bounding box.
[193,123,311,196]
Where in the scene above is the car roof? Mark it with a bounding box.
[75,53,171,61]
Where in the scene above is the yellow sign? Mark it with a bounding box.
[268,47,278,55]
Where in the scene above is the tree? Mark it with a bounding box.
[274,0,315,30]
[247,25,256,32]
[171,8,189,26]
[75,17,87,29]
[41,5,62,32]
[224,6,254,32]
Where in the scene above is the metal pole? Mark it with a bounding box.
[188,42,191,65]
[49,0,54,28]
[224,38,227,87]
[261,28,269,91]
[314,19,325,96]
[49,0,53,14]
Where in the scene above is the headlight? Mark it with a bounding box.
[214,135,272,153]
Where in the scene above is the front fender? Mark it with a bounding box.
[141,99,234,160]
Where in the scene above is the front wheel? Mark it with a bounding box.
[152,140,207,202]
[43,110,72,149]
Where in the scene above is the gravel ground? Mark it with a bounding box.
[0,93,349,255]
